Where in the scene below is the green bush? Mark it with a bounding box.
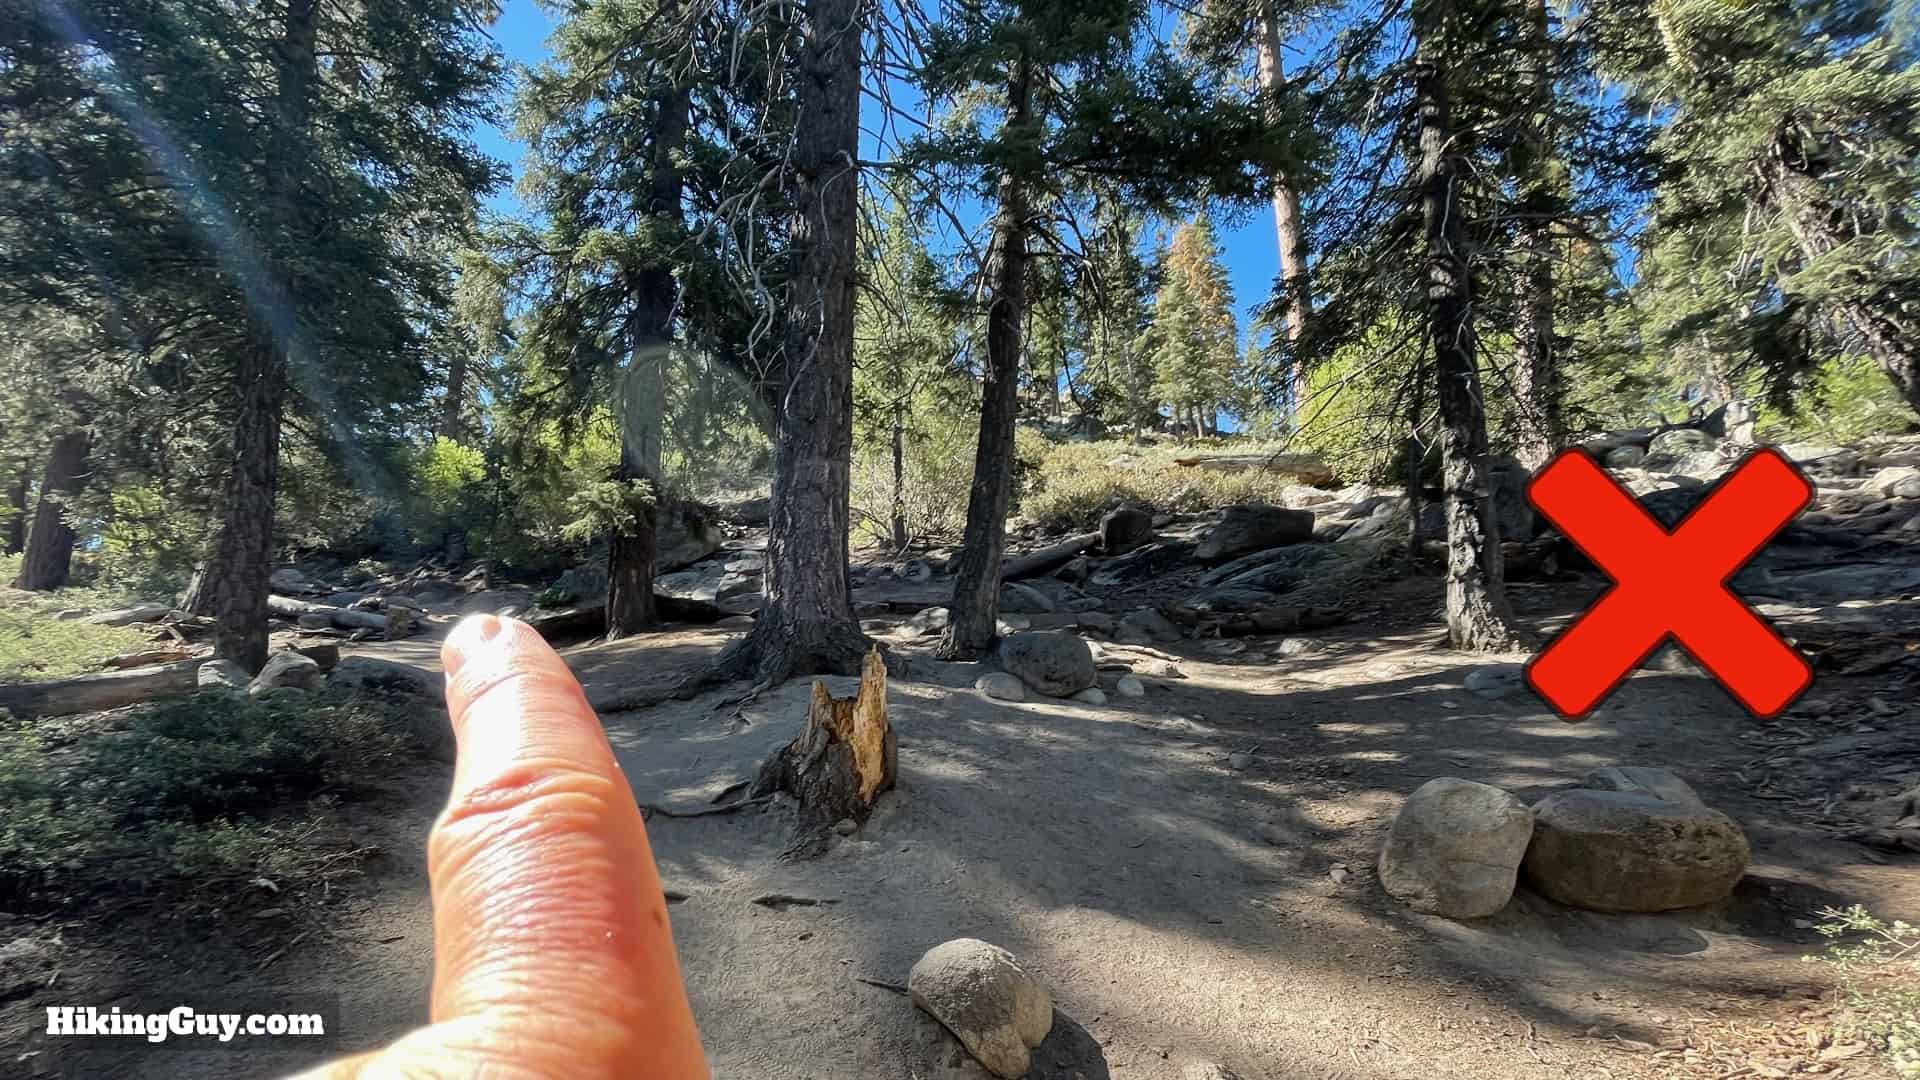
[1806,905,1920,1078]
[0,690,410,908]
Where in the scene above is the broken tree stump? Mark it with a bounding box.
[751,646,896,854]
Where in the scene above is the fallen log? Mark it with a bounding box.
[1001,532,1101,581]
[523,591,736,643]
[1170,452,1335,486]
[0,661,200,720]
[268,594,388,632]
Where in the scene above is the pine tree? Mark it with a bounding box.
[1147,215,1242,436]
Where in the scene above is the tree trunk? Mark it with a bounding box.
[719,0,869,683]
[1508,0,1559,468]
[607,74,688,640]
[183,0,315,670]
[751,648,895,858]
[11,430,90,591]
[939,55,1033,661]
[4,460,26,555]
[1255,0,1311,416]
[185,342,287,670]
[1415,0,1522,652]
[1761,134,1920,413]
[439,351,467,442]
[890,398,909,550]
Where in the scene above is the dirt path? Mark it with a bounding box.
[10,589,1915,1079]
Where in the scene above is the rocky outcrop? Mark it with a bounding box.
[1194,505,1314,563]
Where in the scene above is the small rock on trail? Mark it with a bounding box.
[909,938,1053,1080]
[998,631,1096,698]
[1378,777,1534,919]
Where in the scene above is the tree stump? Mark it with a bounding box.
[752,647,896,855]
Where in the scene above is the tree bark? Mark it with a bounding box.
[4,460,26,555]
[939,54,1033,661]
[1415,0,1522,652]
[1508,0,1559,468]
[607,74,688,640]
[184,0,316,671]
[1255,0,1311,417]
[438,351,467,442]
[718,0,870,684]
[11,430,90,591]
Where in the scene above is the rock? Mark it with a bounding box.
[657,500,725,571]
[1071,687,1107,706]
[1603,445,1647,469]
[1274,637,1320,658]
[1523,790,1750,912]
[905,606,951,637]
[327,656,440,700]
[1227,752,1253,771]
[1464,664,1525,699]
[1378,778,1534,919]
[1647,428,1716,464]
[997,613,1032,632]
[1637,484,1712,528]
[1116,607,1182,646]
[1088,541,1196,588]
[1582,766,1704,807]
[296,612,333,630]
[832,818,858,837]
[1868,466,1920,500]
[998,631,1096,698]
[1781,444,1859,475]
[999,581,1055,614]
[82,603,170,626]
[1486,455,1536,540]
[197,659,249,692]
[1100,506,1155,556]
[1114,675,1146,698]
[55,608,87,621]
[975,672,1027,702]
[248,651,322,695]
[908,939,1053,1080]
[899,559,934,582]
[1141,660,1184,679]
[269,568,313,593]
[1194,505,1315,563]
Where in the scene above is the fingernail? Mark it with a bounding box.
[443,614,509,678]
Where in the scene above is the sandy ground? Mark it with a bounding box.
[7,579,1917,1079]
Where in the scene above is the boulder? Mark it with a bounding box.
[1071,687,1107,706]
[905,606,951,637]
[1114,675,1146,698]
[1868,466,1920,500]
[1637,484,1712,528]
[1582,765,1704,807]
[1088,541,1196,588]
[1194,505,1314,563]
[1780,444,1859,475]
[1115,607,1182,646]
[1523,789,1749,912]
[197,659,249,692]
[1485,456,1536,540]
[296,612,333,630]
[1378,778,1534,919]
[1100,506,1155,556]
[975,673,1026,702]
[998,631,1096,698]
[248,651,322,695]
[1603,445,1647,469]
[327,656,440,700]
[657,500,725,571]
[269,568,314,593]
[909,939,1053,1080]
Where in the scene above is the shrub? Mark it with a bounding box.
[0,690,411,908]
[1806,905,1920,1078]
[1017,437,1307,532]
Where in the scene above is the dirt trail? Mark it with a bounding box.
[13,593,1915,1079]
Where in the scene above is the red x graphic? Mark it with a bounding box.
[1524,447,1814,719]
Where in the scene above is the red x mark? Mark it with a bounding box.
[1524,447,1814,719]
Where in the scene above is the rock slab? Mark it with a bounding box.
[1378,777,1534,919]
[1524,789,1749,912]
[909,939,1053,1079]
[1194,505,1314,563]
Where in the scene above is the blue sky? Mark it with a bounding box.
[476,0,1286,338]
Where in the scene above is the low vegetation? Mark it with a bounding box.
[0,560,155,682]
[0,690,411,911]
[1808,905,1920,1078]
[1017,438,1309,533]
